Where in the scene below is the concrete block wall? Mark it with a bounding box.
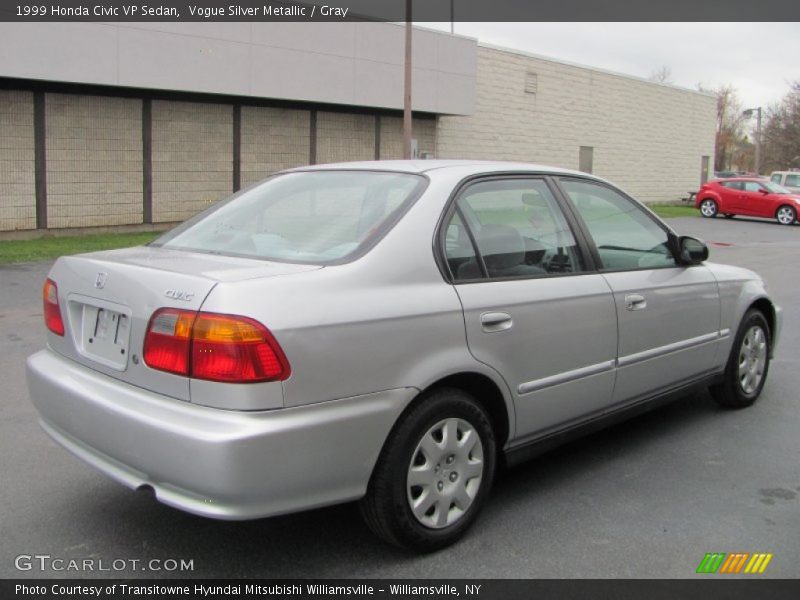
[437,46,717,203]
[45,93,143,228]
[316,112,375,164]
[241,106,310,187]
[379,116,437,159]
[0,90,36,231]
[152,100,233,222]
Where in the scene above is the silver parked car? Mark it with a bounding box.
[27,161,781,551]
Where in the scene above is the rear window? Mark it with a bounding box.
[153,171,427,264]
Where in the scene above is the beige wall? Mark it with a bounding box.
[151,100,232,223]
[241,106,310,187]
[0,90,35,231]
[0,44,719,232]
[46,93,142,228]
[379,116,437,160]
[437,46,717,203]
[316,112,376,164]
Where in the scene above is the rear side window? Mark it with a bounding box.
[721,181,743,190]
[559,178,676,271]
[786,174,800,187]
[154,171,426,264]
[444,178,585,281]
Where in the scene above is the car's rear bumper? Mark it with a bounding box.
[26,349,415,520]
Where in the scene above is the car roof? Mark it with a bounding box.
[713,177,765,182]
[284,159,593,178]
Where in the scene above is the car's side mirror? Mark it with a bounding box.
[759,188,769,194]
[678,236,709,265]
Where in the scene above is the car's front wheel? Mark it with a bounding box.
[776,204,796,225]
[699,199,718,218]
[360,387,496,551]
[711,309,771,409]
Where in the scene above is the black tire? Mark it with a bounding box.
[775,204,796,226]
[710,310,771,409]
[360,387,496,552]
[699,199,718,218]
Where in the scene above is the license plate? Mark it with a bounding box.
[80,305,131,370]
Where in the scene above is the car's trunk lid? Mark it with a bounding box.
[46,246,320,401]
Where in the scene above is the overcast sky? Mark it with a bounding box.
[423,22,799,109]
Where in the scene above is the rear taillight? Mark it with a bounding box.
[43,278,65,336]
[143,308,194,376]
[143,308,291,383]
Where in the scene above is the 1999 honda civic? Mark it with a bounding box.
[27,161,781,551]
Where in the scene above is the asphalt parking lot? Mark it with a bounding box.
[1,215,798,579]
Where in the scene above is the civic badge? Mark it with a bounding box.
[95,272,107,289]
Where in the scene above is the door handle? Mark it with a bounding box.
[480,312,513,332]
[625,294,647,311]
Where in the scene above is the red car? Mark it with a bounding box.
[696,178,799,225]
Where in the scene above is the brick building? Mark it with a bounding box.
[0,22,715,233]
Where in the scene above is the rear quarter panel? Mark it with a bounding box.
[197,172,517,432]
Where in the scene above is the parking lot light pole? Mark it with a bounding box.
[743,107,762,175]
[403,0,412,159]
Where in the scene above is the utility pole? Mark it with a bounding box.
[403,0,412,159]
[744,107,762,174]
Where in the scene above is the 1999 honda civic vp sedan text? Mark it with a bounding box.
[27,161,781,551]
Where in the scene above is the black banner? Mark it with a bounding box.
[4,580,800,600]
[1,0,799,22]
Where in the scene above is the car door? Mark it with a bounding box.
[739,181,771,217]
[718,180,744,213]
[441,176,618,442]
[557,178,721,406]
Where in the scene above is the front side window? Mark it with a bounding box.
[559,178,676,271]
[153,171,426,264]
[771,174,782,184]
[444,178,584,281]
[743,181,764,193]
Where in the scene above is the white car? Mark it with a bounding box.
[769,171,800,194]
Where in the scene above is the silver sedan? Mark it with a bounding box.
[27,161,781,551]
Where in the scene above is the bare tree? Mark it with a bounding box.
[648,65,673,84]
[762,81,800,172]
[699,84,747,172]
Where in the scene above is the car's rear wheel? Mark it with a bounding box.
[710,309,770,409]
[699,199,718,218]
[776,205,796,225]
[360,387,496,552]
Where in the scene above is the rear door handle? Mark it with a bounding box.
[480,312,513,332]
[625,294,647,311]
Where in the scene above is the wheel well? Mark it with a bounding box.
[776,203,795,215]
[423,373,510,449]
[749,298,776,349]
